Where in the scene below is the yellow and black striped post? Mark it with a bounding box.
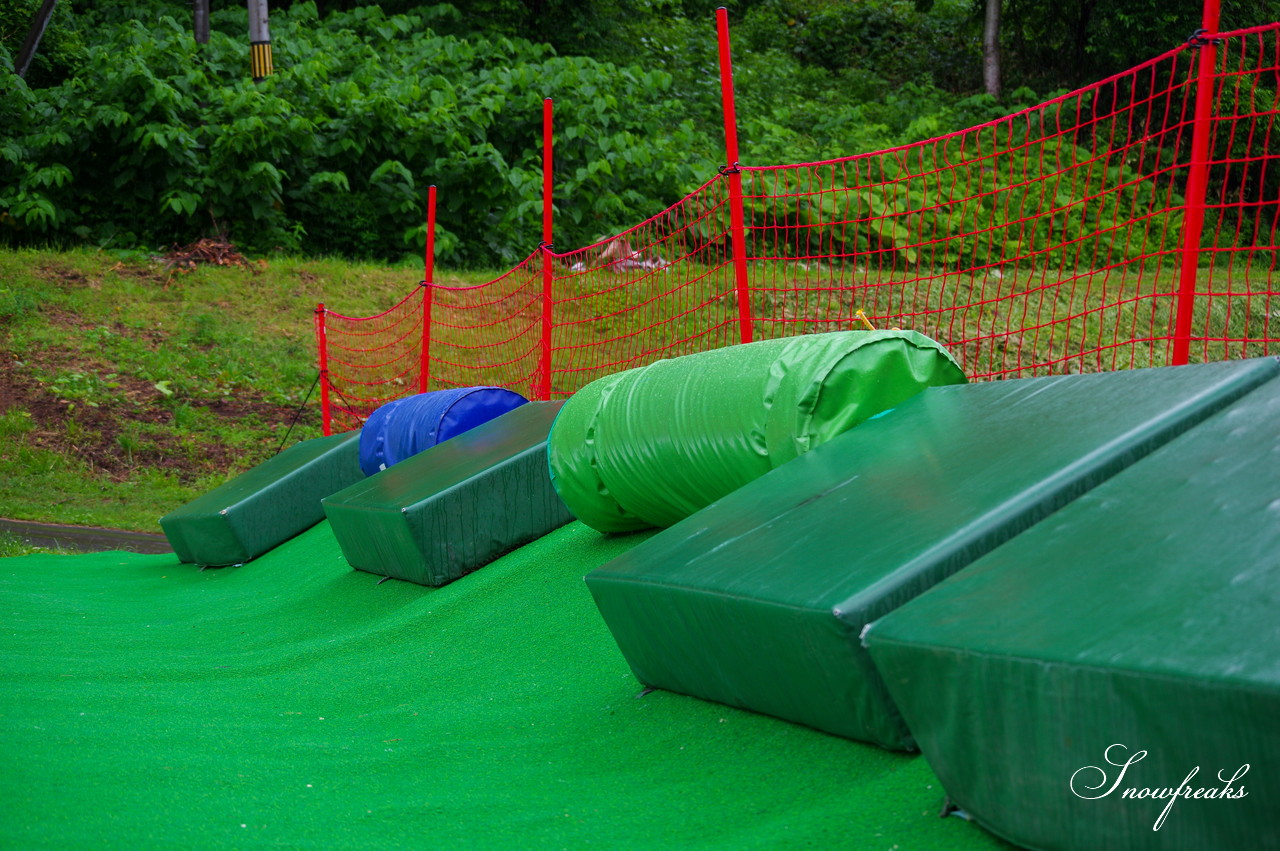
[247,0,273,82]
[250,41,274,80]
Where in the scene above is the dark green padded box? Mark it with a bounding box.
[864,368,1280,851]
[585,359,1280,749]
[323,401,573,587]
[160,431,363,566]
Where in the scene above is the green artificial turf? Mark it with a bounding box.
[0,520,1013,850]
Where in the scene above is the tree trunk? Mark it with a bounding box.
[983,0,1002,100]
[15,0,58,79]
[193,0,210,44]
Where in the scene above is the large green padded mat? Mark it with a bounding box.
[864,368,1280,851]
[160,431,362,566]
[585,359,1280,750]
[324,401,573,586]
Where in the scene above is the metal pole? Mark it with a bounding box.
[716,7,753,345]
[247,0,273,82]
[315,303,332,435]
[538,97,555,401]
[420,185,437,394]
[1172,0,1221,365]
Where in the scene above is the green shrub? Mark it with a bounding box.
[0,3,717,265]
[5,1,1250,268]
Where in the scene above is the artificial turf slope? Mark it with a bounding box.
[1,520,1012,850]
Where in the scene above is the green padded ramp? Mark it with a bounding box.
[160,431,362,567]
[864,368,1280,851]
[585,359,1280,750]
[323,401,573,586]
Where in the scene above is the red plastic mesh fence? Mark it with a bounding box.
[318,22,1279,431]
[318,287,423,435]
[742,23,1278,377]
[426,253,543,395]
[551,175,742,392]
[1189,24,1280,362]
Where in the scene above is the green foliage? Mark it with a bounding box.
[0,0,86,86]
[0,530,72,557]
[0,3,718,265]
[0,0,1078,266]
[4,0,1274,267]
[738,0,979,90]
[0,279,40,323]
[44,369,120,404]
[1201,68,1280,256]
[0,407,34,439]
[997,0,1276,89]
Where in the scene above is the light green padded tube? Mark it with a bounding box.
[548,330,966,532]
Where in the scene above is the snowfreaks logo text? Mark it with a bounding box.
[1069,743,1249,831]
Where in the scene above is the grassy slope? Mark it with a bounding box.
[2,246,1268,533]
[0,246,491,532]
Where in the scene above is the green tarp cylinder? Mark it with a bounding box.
[548,330,965,532]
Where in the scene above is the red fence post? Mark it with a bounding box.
[420,184,437,394]
[716,6,753,345]
[538,97,555,401]
[314,303,332,436]
[1172,0,1221,365]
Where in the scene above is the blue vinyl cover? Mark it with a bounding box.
[358,387,528,477]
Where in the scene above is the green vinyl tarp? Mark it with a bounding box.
[863,367,1280,851]
[548,329,965,532]
[160,431,362,567]
[585,359,1280,749]
[323,401,572,586]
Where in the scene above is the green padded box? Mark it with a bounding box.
[864,368,1280,851]
[160,431,363,567]
[323,401,573,587]
[585,359,1280,749]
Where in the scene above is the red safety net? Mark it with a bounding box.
[551,175,743,391]
[741,23,1279,377]
[427,252,544,393]
[318,22,1279,432]
[317,288,424,435]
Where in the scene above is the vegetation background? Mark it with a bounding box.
[6,0,1274,264]
[1,0,1276,538]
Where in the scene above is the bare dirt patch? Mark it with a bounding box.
[0,350,314,484]
[36,263,98,289]
[38,307,156,343]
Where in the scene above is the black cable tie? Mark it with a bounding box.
[1187,28,1222,48]
[717,163,742,175]
[417,279,432,288]
[538,240,554,251]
